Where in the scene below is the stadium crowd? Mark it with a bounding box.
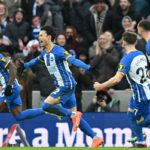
[0,0,150,112]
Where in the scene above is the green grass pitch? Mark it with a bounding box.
[2,147,149,150]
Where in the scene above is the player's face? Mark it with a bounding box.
[137,26,143,37]
[38,30,50,48]
[121,40,128,50]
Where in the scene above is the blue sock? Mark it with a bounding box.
[42,102,72,117]
[15,108,45,121]
[127,112,144,142]
[79,118,96,138]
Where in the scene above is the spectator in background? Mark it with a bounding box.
[2,0,21,20]
[31,15,41,40]
[0,1,9,34]
[69,0,92,36]
[46,0,64,33]
[115,16,136,42]
[34,0,52,26]
[5,8,31,53]
[89,32,120,85]
[83,0,109,49]
[64,25,84,57]
[86,90,120,112]
[103,0,141,41]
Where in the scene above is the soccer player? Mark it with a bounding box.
[94,31,150,147]
[138,20,150,63]
[0,53,46,121]
[18,26,103,148]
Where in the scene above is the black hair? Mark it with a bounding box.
[138,20,150,31]
[41,26,56,41]
[122,31,137,45]
[96,90,112,104]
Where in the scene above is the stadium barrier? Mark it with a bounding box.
[0,113,150,147]
[32,90,132,112]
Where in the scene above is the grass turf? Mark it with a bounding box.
[1,148,149,150]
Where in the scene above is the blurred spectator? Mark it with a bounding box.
[23,39,40,56]
[64,25,84,57]
[69,0,91,35]
[0,33,13,55]
[46,0,64,33]
[0,1,9,34]
[32,0,64,33]
[89,32,121,84]
[115,16,136,41]
[55,33,66,47]
[5,8,31,53]
[86,90,120,112]
[33,0,52,26]
[83,0,109,49]
[103,0,142,41]
[3,0,21,20]
[31,15,41,40]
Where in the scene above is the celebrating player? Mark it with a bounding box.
[0,53,47,121]
[94,31,150,148]
[138,20,150,63]
[18,26,103,148]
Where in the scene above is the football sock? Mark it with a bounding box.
[42,102,72,117]
[15,108,45,121]
[127,112,144,142]
[79,118,96,138]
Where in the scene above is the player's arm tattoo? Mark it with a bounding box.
[7,62,17,86]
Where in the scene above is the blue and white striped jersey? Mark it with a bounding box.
[146,39,150,62]
[0,53,11,89]
[38,45,76,88]
[118,50,150,102]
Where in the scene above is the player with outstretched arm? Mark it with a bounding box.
[18,26,103,148]
[94,31,150,148]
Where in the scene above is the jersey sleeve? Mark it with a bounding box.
[24,51,45,68]
[0,53,11,68]
[117,56,130,75]
[56,47,72,61]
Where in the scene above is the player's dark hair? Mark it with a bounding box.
[41,26,56,41]
[138,20,150,31]
[122,31,137,45]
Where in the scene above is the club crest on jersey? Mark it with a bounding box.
[63,50,70,56]
[119,64,124,70]
[1,57,6,62]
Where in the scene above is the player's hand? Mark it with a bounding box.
[4,85,12,96]
[93,82,103,91]
[17,59,25,76]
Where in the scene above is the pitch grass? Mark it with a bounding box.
[1,148,150,150]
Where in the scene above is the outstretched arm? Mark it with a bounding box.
[67,56,90,70]
[24,57,42,69]
[94,72,124,91]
